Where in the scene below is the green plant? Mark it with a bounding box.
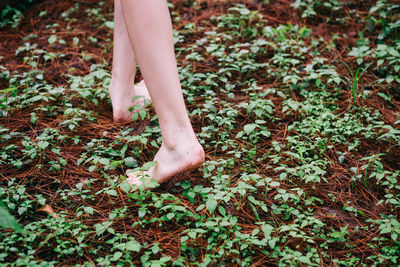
[351,67,360,104]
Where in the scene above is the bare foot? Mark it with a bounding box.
[126,140,205,188]
[108,79,151,122]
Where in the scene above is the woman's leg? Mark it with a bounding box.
[120,0,204,185]
[109,0,150,122]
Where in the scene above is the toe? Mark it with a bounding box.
[113,110,131,123]
[127,169,152,187]
[126,170,142,186]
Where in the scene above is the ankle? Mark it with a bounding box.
[161,131,201,151]
[109,75,135,89]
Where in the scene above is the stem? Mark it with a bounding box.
[351,67,360,104]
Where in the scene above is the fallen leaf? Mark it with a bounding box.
[36,204,58,219]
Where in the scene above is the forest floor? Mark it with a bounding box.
[0,0,400,265]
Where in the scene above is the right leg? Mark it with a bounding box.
[109,0,150,122]
[120,0,205,186]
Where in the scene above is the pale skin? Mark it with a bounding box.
[108,0,150,122]
[109,0,205,187]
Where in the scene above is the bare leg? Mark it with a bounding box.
[109,0,150,122]
[120,0,205,185]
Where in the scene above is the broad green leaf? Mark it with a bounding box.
[167,213,175,220]
[206,198,217,214]
[106,189,118,197]
[48,35,57,44]
[38,141,49,149]
[126,240,141,252]
[104,21,114,29]
[0,206,21,232]
[140,161,157,171]
[84,206,95,215]
[244,123,256,134]
[120,182,132,194]
[124,157,138,168]
[138,207,146,218]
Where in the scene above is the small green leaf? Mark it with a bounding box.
[121,144,128,157]
[139,109,147,120]
[0,87,17,93]
[138,207,146,218]
[269,181,280,187]
[218,206,226,216]
[239,8,250,15]
[120,182,132,193]
[48,35,57,44]
[167,213,175,220]
[104,21,114,29]
[131,113,139,121]
[99,158,110,166]
[106,189,118,197]
[84,206,95,215]
[244,123,256,134]
[111,251,122,261]
[140,161,157,171]
[76,182,84,191]
[380,226,391,234]
[0,206,22,232]
[262,224,273,237]
[126,240,141,252]
[124,157,138,168]
[38,141,49,149]
[206,198,217,214]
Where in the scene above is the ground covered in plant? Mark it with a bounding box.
[0,0,399,265]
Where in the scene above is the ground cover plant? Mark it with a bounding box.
[0,0,399,265]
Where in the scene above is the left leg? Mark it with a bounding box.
[108,0,150,122]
